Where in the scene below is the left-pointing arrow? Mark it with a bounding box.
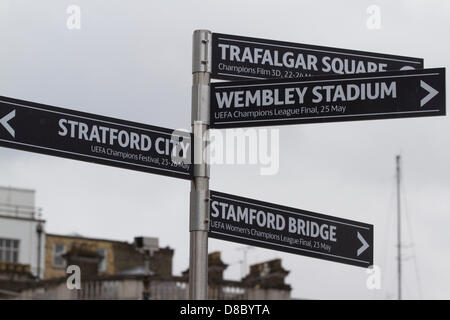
[0,110,16,138]
[357,232,369,257]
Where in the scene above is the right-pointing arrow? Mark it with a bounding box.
[420,80,439,107]
[357,232,369,257]
[0,109,15,138]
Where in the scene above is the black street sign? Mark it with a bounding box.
[211,67,445,129]
[212,33,424,80]
[209,190,373,268]
[0,96,193,180]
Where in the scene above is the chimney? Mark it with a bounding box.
[242,259,291,290]
[208,252,228,284]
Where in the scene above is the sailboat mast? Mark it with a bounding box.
[396,155,402,300]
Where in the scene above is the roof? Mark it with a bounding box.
[117,266,154,276]
[46,233,130,244]
[0,186,35,193]
[0,214,45,223]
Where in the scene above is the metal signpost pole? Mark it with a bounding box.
[189,30,211,300]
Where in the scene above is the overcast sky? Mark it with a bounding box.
[0,0,449,299]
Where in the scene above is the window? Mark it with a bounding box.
[53,243,66,268]
[97,248,107,272]
[0,238,20,263]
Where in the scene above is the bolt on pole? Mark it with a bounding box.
[189,29,211,300]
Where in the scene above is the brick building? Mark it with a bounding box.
[0,186,292,300]
[17,251,291,300]
[44,234,173,279]
[0,228,292,299]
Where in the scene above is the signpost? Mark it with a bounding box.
[189,30,212,300]
[0,28,446,300]
[210,67,445,128]
[209,190,373,268]
[212,33,424,80]
[0,96,193,180]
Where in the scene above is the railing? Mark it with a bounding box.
[208,284,246,300]
[15,275,290,300]
[0,262,31,274]
[74,276,255,300]
[75,279,251,300]
[148,280,189,300]
[0,203,42,220]
[75,277,191,300]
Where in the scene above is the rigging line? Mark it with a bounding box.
[403,196,424,300]
[403,273,411,300]
[381,174,396,299]
[400,159,424,300]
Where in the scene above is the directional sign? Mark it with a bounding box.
[209,190,373,268]
[212,33,423,80]
[210,67,445,129]
[0,96,193,180]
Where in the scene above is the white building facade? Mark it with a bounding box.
[0,186,45,279]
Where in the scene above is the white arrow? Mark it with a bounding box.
[420,80,439,107]
[357,232,369,256]
[0,109,15,138]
